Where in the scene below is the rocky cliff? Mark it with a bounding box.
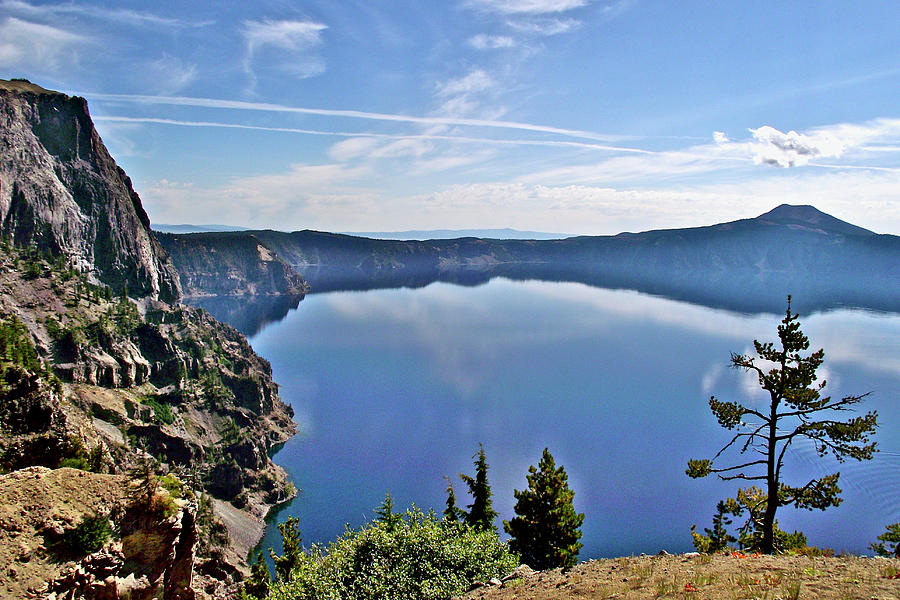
[0,80,298,598]
[0,79,180,302]
[156,232,308,297]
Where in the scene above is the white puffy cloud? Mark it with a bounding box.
[713,131,728,145]
[0,17,87,71]
[749,125,845,167]
[721,119,900,168]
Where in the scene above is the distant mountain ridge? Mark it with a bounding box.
[341,228,572,240]
[153,223,250,234]
[754,204,874,236]
[162,204,899,314]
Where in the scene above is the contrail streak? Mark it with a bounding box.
[92,115,657,154]
[79,92,631,142]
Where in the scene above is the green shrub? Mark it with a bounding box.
[142,397,175,425]
[159,474,185,499]
[267,505,518,600]
[64,514,112,555]
[59,457,90,470]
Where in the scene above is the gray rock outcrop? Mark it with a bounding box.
[0,79,181,302]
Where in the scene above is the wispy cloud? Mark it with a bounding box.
[0,17,87,71]
[465,0,588,14]
[468,34,517,49]
[143,163,377,229]
[518,144,749,185]
[136,144,900,235]
[241,19,328,80]
[83,92,631,142]
[506,17,581,35]
[436,69,496,98]
[146,54,198,95]
[0,0,199,28]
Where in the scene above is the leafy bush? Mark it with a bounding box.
[64,514,112,555]
[266,505,518,600]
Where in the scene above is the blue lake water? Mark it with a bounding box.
[241,279,900,559]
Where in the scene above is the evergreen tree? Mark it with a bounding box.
[375,492,403,530]
[503,448,584,569]
[460,443,498,532]
[442,475,463,522]
[687,297,878,554]
[691,487,806,553]
[870,523,900,557]
[242,552,271,599]
[270,516,303,581]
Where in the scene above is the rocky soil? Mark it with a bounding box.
[459,553,900,600]
[0,466,208,599]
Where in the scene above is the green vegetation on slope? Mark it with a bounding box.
[247,503,518,600]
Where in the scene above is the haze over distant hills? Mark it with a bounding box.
[153,223,250,234]
[340,228,572,240]
[157,203,900,316]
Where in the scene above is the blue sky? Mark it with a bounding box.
[1,0,899,234]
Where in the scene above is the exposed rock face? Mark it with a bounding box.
[0,79,181,302]
[156,231,309,297]
[0,78,298,591]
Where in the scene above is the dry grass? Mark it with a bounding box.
[459,553,900,600]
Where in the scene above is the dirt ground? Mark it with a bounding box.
[0,466,129,599]
[459,553,900,600]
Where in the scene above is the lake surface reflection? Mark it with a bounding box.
[245,280,900,559]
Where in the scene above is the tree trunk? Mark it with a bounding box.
[760,491,777,553]
[762,387,780,554]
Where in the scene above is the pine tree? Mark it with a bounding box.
[443,475,463,522]
[503,447,584,569]
[460,443,498,532]
[870,523,900,557]
[242,552,271,599]
[687,296,878,554]
[375,492,403,530]
[269,516,303,581]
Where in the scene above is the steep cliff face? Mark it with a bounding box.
[156,232,309,297]
[0,79,299,594]
[0,79,180,302]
